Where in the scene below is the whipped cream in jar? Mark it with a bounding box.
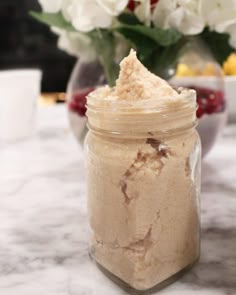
[85,51,201,292]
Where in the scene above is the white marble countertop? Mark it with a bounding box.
[0,105,235,295]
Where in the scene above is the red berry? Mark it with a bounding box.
[127,0,158,12]
[188,86,225,118]
[196,107,204,118]
[151,0,159,6]
[127,0,136,11]
[68,87,94,117]
[151,0,159,11]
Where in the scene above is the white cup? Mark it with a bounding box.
[0,69,42,142]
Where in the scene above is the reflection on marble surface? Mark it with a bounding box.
[0,105,235,295]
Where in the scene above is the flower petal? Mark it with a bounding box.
[96,0,129,16]
[38,0,63,13]
[66,0,112,32]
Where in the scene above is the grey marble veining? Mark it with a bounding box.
[0,105,235,295]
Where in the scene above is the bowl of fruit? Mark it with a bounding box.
[172,76,227,157]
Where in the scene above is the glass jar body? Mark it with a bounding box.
[85,127,201,292]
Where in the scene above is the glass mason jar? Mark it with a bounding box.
[85,89,201,292]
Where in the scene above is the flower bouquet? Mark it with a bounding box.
[32,0,236,154]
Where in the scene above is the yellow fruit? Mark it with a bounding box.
[202,63,221,76]
[175,63,197,76]
[223,53,236,75]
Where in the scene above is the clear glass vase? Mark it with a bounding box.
[66,59,105,144]
[171,37,227,157]
[67,37,227,156]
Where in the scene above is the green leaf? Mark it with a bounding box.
[116,27,157,61]
[116,25,182,46]
[29,11,75,31]
[201,28,235,65]
[145,39,186,79]
[89,30,119,87]
[118,13,142,25]
[116,24,183,76]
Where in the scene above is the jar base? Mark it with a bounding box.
[91,255,199,294]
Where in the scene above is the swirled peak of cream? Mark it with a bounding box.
[94,49,178,102]
[114,49,177,100]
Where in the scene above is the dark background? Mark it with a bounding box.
[0,0,76,92]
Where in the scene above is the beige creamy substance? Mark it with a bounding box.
[86,51,200,290]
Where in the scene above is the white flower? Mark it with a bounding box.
[65,0,113,32]
[152,0,175,29]
[202,0,236,33]
[227,24,236,48]
[201,0,236,49]
[38,0,63,13]
[38,0,74,22]
[135,0,151,25]
[39,0,128,32]
[153,0,205,35]
[96,0,129,16]
[54,28,97,61]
